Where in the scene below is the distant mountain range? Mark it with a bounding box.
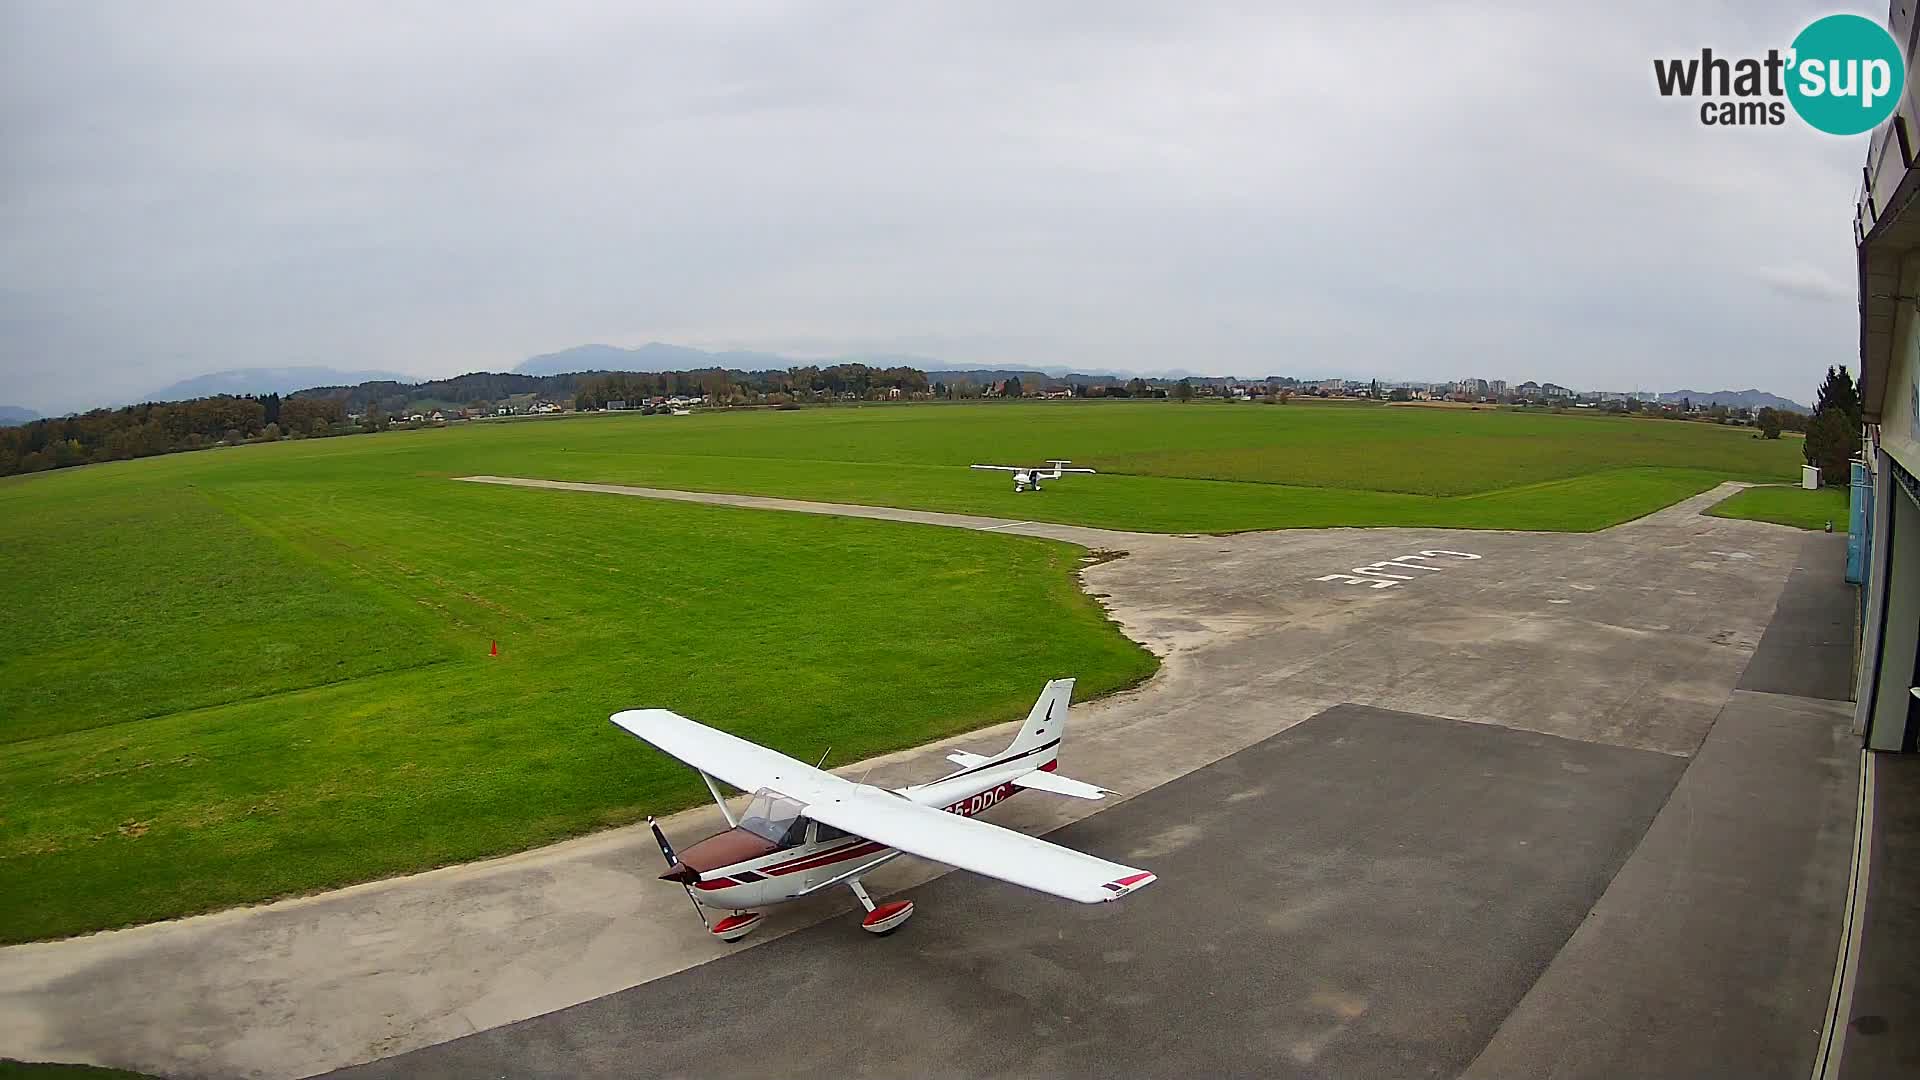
[925,368,1063,385]
[519,345,1255,388]
[0,405,41,427]
[145,366,417,403]
[925,368,1260,387]
[517,343,777,374]
[516,342,935,376]
[1656,388,1809,413]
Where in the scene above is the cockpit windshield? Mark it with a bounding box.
[737,788,810,847]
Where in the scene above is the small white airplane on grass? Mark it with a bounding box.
[970,459,1095,493]
[611,678,1153,941]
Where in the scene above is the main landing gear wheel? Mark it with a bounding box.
[861,900,915,934]
[848,879,914,936]
[711,911,762,941]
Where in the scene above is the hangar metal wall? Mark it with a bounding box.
[1859,460,1919,751]
[1855,5,1920,752]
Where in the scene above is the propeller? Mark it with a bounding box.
[647,816,709,930]
[647,816,678,867]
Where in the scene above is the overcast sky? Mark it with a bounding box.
[0,1,1875,412]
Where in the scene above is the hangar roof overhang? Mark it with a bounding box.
[1857,129,1919,426]
[1856,11,1920,425]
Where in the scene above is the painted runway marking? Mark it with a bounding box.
[1315,549,1481,590]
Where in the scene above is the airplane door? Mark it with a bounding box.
[802,821,852,891]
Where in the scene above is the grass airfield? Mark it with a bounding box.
[1707,482,1850,530]
[0,400,1796,943]
[271,398,1798,533]
[1,449,1152,943]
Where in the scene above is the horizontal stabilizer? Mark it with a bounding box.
[1012,769,1110,800]
[946,750,992,768]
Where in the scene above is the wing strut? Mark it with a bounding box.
[699,770,737,827]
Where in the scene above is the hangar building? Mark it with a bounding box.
[1856,25,1920,754]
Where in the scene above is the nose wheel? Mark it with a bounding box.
[711,911,763,941]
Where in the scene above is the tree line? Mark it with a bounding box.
[0,394,349,477]
[5,363,1867,482]
[299,372,566,416]
[573,364,931,409]
[293,363,936,415]
[1,362,940,478]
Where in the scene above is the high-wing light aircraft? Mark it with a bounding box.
[969,459,1095,493]
[611,678,1153,941]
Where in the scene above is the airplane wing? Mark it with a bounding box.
[611,708,840,796]
[800,782,1154,904]
[969,464,1021,472]
[610,709,1155,904]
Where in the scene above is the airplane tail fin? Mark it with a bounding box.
[1006,678,1073,761]
[939,679,1111,799]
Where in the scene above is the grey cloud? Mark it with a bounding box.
[0,1,1869,411]
[1753,264,1855,303]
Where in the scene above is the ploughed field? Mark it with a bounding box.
[0,399,1791,941]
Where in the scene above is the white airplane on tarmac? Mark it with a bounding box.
[611,678,1154,941]
[969,459,1095,493]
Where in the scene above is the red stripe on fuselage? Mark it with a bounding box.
[941,778,1025,818]
[755,839,865,875]
[763,841,887,877]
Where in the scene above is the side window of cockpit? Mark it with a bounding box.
[813,822,848,844]
[779,816,811,847]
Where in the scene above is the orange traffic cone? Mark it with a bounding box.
[489,639,499,657]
